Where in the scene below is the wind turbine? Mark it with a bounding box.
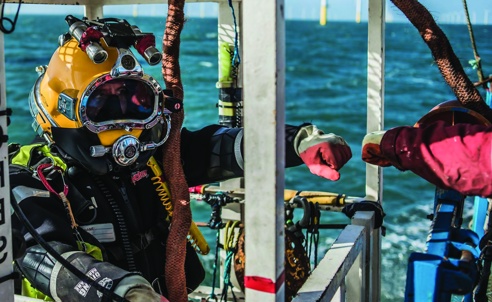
[320,0,328,25]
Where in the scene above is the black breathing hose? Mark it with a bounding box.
[11,198,129,302]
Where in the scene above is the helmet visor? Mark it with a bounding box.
[85,79,156,123]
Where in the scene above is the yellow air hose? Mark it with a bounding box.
[284,189,347,206]
[147,156,210,255]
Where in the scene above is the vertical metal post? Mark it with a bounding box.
[365,0,385,301]
[0,31,14,302]
[243,0,285,301]
[84,4,104,20]
[366,0,385,201]
[352,211,376,301]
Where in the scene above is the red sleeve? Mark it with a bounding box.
[380,121,492,197]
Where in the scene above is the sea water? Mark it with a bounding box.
[3,14,492,301]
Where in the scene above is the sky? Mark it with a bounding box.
[3,0,491,25]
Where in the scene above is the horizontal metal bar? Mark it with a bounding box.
[3,0,239,4]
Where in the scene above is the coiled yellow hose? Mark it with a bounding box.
[147,156,210,255]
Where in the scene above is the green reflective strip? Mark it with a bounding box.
[10,144,67,171]
[21,278,53,301]
[218,100,235,116]
[38,145,67,171]
[10,144,43,167]
[218,42,233,86]
[78,241,103,261]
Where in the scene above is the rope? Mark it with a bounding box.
[220,221,240,302]
[390,0,492,122]
[36,163,86,251]
[462,0,486,86]
[220,250,238,302]
[226,0,242,128]
[207,230,220,302]
[227,0,241,69]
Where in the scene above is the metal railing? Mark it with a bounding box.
[292,211,378,302]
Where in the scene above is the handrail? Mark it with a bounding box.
[190,185,366,211]
[187,210,379,302]
[293,211,377,302]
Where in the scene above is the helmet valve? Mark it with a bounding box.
[112,135,140,166]
[90,145,111,157]
[89,135,141,167]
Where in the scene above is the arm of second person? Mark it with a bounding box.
[362,121,492,197]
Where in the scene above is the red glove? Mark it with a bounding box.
[295,125,352,181]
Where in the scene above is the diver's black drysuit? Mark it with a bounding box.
[10,124,305,301]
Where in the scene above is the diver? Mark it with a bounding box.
[9,16,352,302]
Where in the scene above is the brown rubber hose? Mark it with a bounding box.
[161,1,190,301]
[391,0,492,122]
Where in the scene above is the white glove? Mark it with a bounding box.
[361,131,392,167]
[114,275,169,302]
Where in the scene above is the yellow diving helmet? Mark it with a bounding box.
[29,15,179,174]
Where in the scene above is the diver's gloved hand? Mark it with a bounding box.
[123,284,169,302]
[361,130,392,167]
[295,125,352,181]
